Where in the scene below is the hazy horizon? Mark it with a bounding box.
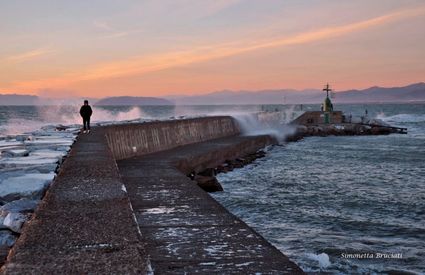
[1,1,425,97]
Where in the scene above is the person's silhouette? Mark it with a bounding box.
[79,100,93,133]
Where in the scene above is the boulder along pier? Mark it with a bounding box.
[1,116,304,274]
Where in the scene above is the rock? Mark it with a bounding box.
[285,133,304,142]
[55,125,68,131]
[187,171,196,180]
[235,158,245,163]
[56,146,72,152]
[65,127,80,133]
[194,175,223,192]
[40,125,58,132]
[29,149,67,161]
[20,164,59,174]
[0,155,59,167]
[325,126,338,136]
[240,157,252,165]
[1,149,29,157]
[223,163,233,172]
[0,217,7,229]
[216,165,225,173]
[371,127,391,135]
[0,141,23,148]
[3,213,28,233]
[24,138,74,147]
[198,168,216,177]
[0,246,9,266]
[0,199,39,217]
[14,135,30,142]
[0,230,17,248]
[232,160,244,168]
[0,173,55,202]
[0,230,16,265]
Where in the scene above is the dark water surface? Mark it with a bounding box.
[213,103,425,274]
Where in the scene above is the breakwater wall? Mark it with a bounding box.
[105,116,240,160]
[2,116,303,273]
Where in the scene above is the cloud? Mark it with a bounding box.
[100,29,145,39]
[137,0,243,20]
[199,0,243,17]
[9,6,425,91]
[93,20,113,31]
[6,48,54,63]
[93,19,144,39]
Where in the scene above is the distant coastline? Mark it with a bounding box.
[1,82,424,105]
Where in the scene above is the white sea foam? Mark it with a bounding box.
[143,207,176,214]
[1,106,148,136]
[151,104,298,142]
[376,113,425,123]
[232,112,296,142]
[306,252,331,269]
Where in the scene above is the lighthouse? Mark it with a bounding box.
[322,83,334,123]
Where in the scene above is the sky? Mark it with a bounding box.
[1,0,425,98]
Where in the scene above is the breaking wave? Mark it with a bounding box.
[0,106,147,136]
[306,253,331,269]
[376,113,425,123]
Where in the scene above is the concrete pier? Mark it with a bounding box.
[1,117,303,274]
[1,129,147,274]
[118,136,303,273]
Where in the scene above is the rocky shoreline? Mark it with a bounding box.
[189,121,408,192]
[285,123,407,142]
[189,149,268,192]
[0,124,79,264]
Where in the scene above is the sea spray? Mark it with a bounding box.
[38,105,148,124]
[232,112,296,143]
[1,106,148,135]
[376,112,425,123]
[306,253,331,269]
[167,105,298,142]
[171,105,261,119]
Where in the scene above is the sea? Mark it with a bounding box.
[0,103,424,274]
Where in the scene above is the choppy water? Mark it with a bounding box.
[1,103,424,274]
[212,103,425,274]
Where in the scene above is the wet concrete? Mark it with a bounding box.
[1,129,147,274]
[118,136,304,274]
[2,118,304,274]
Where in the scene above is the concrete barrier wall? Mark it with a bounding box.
[104,116,240,160]
[175,135,275,174]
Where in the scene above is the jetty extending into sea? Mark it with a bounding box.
[1,116,304,274]
[1,102,406,273]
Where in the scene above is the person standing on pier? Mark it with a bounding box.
[79,100,93,134]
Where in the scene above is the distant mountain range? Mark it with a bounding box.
[1,82,424,105]
[94,96,173,106]
[0,94,39,105]
[331,82,425,103]
[168,82,425,104]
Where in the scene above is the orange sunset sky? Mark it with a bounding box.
[1,0,425,98]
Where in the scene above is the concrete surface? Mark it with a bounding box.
[105,116,240,160]
[2,117,304,274]
[118,135,304,274]
[1,129,147,274]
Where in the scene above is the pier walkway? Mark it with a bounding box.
[2,128,147,274]
[1,117,303,274]
[118,136,303,274]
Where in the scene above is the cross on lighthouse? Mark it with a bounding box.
[323,83,332,98]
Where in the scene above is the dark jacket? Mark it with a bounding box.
[80,105,93,118]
